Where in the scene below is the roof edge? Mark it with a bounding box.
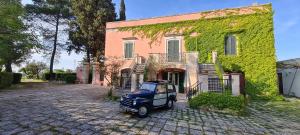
[106,3,272,29]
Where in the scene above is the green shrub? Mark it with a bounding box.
[64,74,77,84]
[0,72,13,89]
[189,92,246,112]
[42,73,52,80]
[42,73,76,82]
[55,73,64,81]
[12,73,22,84]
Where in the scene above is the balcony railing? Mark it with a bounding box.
[149,53,186,64]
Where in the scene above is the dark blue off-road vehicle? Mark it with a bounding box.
[120,81,177,118]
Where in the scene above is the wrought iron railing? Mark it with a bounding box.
[149,53,186,64]
[186,81,202,100]
[208,78,232,93]
[186,78,232,99]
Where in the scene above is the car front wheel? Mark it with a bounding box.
[137,105,148,118]
[166,100,173,109]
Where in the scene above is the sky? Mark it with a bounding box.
[20,0,300,70]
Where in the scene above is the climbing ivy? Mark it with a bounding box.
[119,4,278,99]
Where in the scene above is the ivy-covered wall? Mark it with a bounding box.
[119,4,278,98]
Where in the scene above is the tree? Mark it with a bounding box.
[0,0,38,72]
[66,20,91,63]
[72,0,116,62]
[119,0,126,21]
[104,56,124,87]
[19,61,47,79]
[25,0,72,80]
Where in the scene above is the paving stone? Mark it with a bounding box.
[0,84,299,135]
[176,126,189,134]
[39,131,54,135]
[190,129,202,135]
[159,130,174,135]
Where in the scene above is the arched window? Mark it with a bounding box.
[225,35,237,55]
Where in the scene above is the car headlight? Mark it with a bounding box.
[120,96,124,101]
[133,100,137,106]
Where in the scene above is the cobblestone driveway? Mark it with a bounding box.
[0,84,299,135]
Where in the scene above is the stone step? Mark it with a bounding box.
[134,64,146,73]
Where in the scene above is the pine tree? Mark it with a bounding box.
[72,0,116,62]
[25,0,72,80]
[119,0,126,21]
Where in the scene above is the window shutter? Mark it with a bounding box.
[129,43,133,58]
[124,42,133,58]
[225,35,237,55]
[231,36,236,55]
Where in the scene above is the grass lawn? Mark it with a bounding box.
[264,98,300,117]
[252,97,300,122]
[21,78,48,83]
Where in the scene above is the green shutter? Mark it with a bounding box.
[167,40,180,62]
[124,42,133,58]
[225,35,236,55]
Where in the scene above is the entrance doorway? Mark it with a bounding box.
[160,69,185,93]
[120,68,131,89]
[168,72,179,93]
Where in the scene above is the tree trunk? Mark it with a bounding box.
[49,14,60,81]
[4,61,12,72]
[86,46,90,64]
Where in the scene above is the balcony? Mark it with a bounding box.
[149,53,186,64]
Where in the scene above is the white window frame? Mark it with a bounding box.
[123,40,135,59]
[165,36,182,62]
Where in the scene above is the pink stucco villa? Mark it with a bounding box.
[104,3,277,95]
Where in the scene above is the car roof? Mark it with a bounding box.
[145,80,171,84]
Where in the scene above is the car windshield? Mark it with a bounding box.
[139,83,156,91]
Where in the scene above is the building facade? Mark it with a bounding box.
[104,4,278,96]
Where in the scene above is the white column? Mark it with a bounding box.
[231,73,241,96]
[185,52,199,87]
[199,74,208,92]
[139,74,144,86]
[212,51,217,64]
[131,73,137,92]
[82,62,90,84]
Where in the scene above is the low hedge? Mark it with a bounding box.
[0,72,13,89]
[64,74,76,84]
[42,72,77,82]
[189,92,246,112]
[12,73,22,84]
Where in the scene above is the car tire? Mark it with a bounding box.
[137,105,148,118]
[166,100,174,109]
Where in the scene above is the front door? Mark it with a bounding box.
[168,72,179,93]
[153,84,167,106]
[167,40,180,62]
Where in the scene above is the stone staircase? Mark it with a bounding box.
[199,64,219,78]
[134,64,146,74]
[123,63,146,89]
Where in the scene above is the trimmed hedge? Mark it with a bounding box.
[0,72,13,89]
[189,92,246,111]
[64,74,76,84]
[12,73,22,84]
[42,72,77,82]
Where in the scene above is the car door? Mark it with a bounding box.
[153,84,167,107]
[167,84,176,97]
